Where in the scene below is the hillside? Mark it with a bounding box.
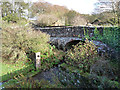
[30,1,87,26]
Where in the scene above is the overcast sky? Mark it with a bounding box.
[29,0,98,14]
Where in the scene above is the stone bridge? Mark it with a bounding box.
[50,37,83,50]
[34,26,119,60]
[35,26,115,56]
[35,26,104,37]
[35,26,105,49]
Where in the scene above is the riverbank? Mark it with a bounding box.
[2,45,119,88]
[1,21,120,88]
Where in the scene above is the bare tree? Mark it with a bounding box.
[94,0,120,26]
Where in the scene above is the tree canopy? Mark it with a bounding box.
[0,1,29,22]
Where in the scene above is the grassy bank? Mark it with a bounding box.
[1,20,64,86]
[1,21,62,82]
[0,61,30,77]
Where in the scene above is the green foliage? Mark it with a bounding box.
[59,62,119,88]
[80,27,119,88]
[0,61,28,77]
[40,49,65,70]
[83,27,90,39]
[84,27,120,53]
[2,22,50,63]
[108,17,118,26]
[4,72,65,88]
[86,72,120,88]
[93,27,119,52]
[2,13,19,23]
[94,27,99,37]
[1,63,35,82]
[102,27,120,50]
[1,1,28,23]
[65,38,98,72]
[4,74,54,88]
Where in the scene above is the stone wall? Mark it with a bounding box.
[35,26,104,37]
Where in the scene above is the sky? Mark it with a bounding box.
[29,0,98,14]
[1,0,98,14]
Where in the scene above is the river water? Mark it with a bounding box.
[0,82,4,89]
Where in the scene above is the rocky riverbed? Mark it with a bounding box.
[32,65,92,88]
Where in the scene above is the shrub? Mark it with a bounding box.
[2,13,19,23]
[2,23,50,63]
[65,38,98,72]
[91,27,120,52]
[90,58,115,78]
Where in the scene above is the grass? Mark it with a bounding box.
[1,49,65,88]
[1,66,41,87]
[1,48,65,82]
[0,61,29,77]
[0,61,35,82]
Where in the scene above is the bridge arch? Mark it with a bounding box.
[64,40,85,51]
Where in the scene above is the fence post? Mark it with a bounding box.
[35,52,41,70]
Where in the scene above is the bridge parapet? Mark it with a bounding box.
[35,26,104,37]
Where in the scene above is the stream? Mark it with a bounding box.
[0,82,4,89]
[32,64,92,88]
[1,38,118,88]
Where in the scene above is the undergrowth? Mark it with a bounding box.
[65,37,119,88]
